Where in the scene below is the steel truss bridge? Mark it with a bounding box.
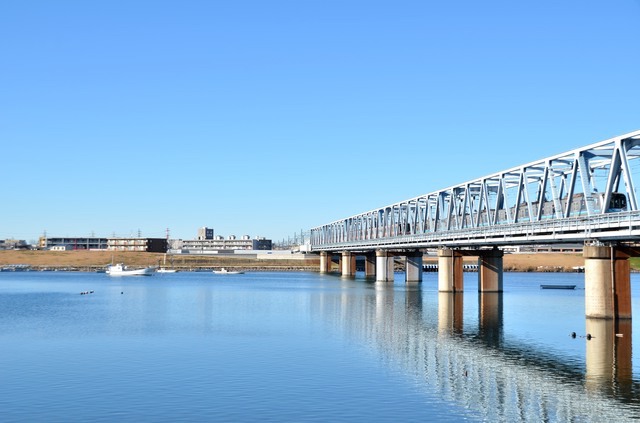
[311,130,640,251]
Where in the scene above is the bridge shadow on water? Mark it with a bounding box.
[314,274,640,422]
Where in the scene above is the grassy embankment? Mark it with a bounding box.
[0,250,319,271]
[3,250,639,272]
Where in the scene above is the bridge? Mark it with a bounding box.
[310,130,640,319]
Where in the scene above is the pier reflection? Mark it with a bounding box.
[315,283,640,422]
[586,319,634,398]
[478,293,503,347]
[438,292,463,335]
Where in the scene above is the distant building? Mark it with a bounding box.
[197,227,214,240]
[36,235,168,252]
[181,235,272,252]
[253,238,272,250]
[0,239,30,250]
[502,244,583,254]
[107,237,168,252]
[177,229,272,253]
[39,236,108,250]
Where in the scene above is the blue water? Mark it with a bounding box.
[1,270,639,422]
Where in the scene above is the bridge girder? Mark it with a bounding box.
[311,130,640,250]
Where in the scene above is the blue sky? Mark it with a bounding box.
[2,0,639,243]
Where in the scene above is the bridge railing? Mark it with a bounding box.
[311,209,640,251]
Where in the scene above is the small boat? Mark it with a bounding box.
[106,263,155,276]
[157,254,177,273]
[213,268,244,275]
[1,264,32,272]
[540,284,576,290]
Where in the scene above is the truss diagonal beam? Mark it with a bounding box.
[311,130,640,249]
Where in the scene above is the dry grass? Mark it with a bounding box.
[0,250,319,270]
[425,252,586,272]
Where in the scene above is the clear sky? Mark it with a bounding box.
[2,1,639,243]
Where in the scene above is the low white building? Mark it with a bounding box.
[180,235,272,252]
[175,228,272,253]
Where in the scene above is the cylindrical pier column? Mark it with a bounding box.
[405,251,423,283]
[584,246,614,319]
[365,253,376,279]
[613,250,632,320]
[582,245,633,319]
[341,251,356,277]
[319,251,331,274]
[438,248,463,292]
[478,248,503,292]
[376,250,394,282]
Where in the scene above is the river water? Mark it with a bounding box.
[0,270,639,422]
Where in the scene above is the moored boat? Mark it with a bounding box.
[540,284,576,290]
[157,254,177,273]
[106,263,155,276]
[213,268,244,275]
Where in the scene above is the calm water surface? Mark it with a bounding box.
[1,270,640,422]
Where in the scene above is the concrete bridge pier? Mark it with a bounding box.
[405,251,423,283]
[376,249,395,282]
[341,251,356,277]
[583,245,635,319]
[319,251,332,274]
[478,248,504,292]
[438,248,463,292]
[364,253,376,279]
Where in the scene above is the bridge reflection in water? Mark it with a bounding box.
[312,281,640,422]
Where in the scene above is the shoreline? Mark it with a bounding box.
[2,250,638,273]
[0,250,624,273]
[3,265,319,273]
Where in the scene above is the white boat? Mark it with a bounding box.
[106,263,155,276]
[157,254,177,273]
[213,268,244,275]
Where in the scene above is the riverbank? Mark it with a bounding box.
[0,250,320,272]
[426,253,587,273]
[0,250,624,272]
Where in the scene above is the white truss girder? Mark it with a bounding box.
[311,130,640,250]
